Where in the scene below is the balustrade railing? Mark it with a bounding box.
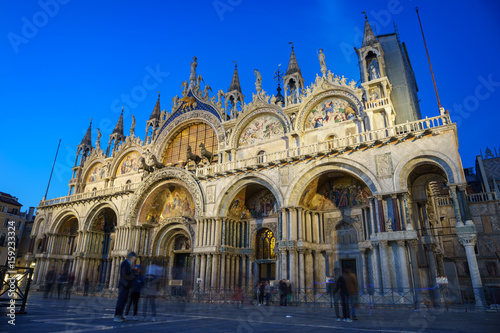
[196,114,451,177]
[364,97,390,110]
[40,182,139,207]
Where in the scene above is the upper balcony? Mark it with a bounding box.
[39,182,140,208]
[363,97,391,111]
[196,114,452,178]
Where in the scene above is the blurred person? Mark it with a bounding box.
[344,267,359,320]
[124,265,145,321]
[279,280,287,306]
[83,277,90,296]
[287,281,292,304]
[114,252,137,322]
[43,267,56,298]
[258,282,265,306]
[65,271,75,299]
[333,268,351,322]
[264,281,270,306]
[57,271,68,299]
[142,264,161,322]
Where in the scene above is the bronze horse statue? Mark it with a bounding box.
[199,142,214,163]
[186,145,201,165]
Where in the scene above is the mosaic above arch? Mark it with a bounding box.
[228,187,277,219]
[144,185,195,223]
[86,163,105,183]
[300,174,371,210]
[116,151,141,176]
[238,114,285,146]
[90,209,117,232]
[305,97,357,130]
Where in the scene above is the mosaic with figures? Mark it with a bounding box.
[300,175,370,210]
[238,115,285,146]
[117,151,141,176]
[305,97,357,130]
[145,185,195,223]
[228,188,277,219]
[86,163,105,183]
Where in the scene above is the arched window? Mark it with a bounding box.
[0,233,5,247]
[257,150,266,164]
[256,229,276,260]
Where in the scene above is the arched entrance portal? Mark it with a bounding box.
[167,233,192,283]
[297,171,371,289]
[224,182,279,289]
[87,207,117,285]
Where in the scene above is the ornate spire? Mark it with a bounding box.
[361,15,378,47]
[286,42,302,76]
[112,109,124,136]
[228,62,242,93]
[149,92,161,120]
[80,120,92,146]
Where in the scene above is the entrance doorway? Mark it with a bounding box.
[258,262,276,281]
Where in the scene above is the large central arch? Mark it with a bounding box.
[125,167,205,225]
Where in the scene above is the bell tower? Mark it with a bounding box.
[283,42,304,107]
[225,62,245,120]
[355,15,395,130]
[106,109,126,157]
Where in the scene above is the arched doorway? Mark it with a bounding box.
[297,171,371,289]
[55,216,78,274]
[88,207,117,285]
[224,182,279,289]
[167,233,192,285]
[255,228,276,282]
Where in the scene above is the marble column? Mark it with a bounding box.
[376,198,385,232]
[360,249,369,293]
[211,253,219,290]
[392,195,402,231]
[199,254,206,290]
[378,241,391,291]
[304,249,313,289]
[219,253,226,290]
[457,231,484,307]
[449,185,464,226]
[297,208,304,241]
[241,255,247,289]
[317,251,326,286]
[298,249,305,290]
[396,240,410,290]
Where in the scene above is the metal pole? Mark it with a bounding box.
[44,139,62,200]
[416,7,442,111]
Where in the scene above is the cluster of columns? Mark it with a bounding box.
[193,252,252,291]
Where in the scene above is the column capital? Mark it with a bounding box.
[378,240,388,247]
[396,240,406,247]
[458,233,477,247]
[407,239,418,246]
[325,250,334,256]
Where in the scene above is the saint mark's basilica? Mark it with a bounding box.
[24,17,499,306]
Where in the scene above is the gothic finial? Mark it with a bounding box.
[233,60,237,68]
[362,11,367,20]
[289,41,294,50]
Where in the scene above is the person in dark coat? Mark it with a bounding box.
[333,268,351,322]
[83,278,90,296]
[124,265,144,320]
[279,280,287,306]
[114,252,137,322]
[258,282,265,305]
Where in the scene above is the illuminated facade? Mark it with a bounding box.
[25,18,496,306]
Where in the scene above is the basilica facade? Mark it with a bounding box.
[25,18,490,305]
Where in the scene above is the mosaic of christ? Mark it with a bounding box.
[145,185,194,223]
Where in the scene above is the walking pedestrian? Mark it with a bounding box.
[65,272,75,299]
[124,265,144,321]
[333,268,351,322]
[43,267,55,298]
[258,282,265,306]
[287,281,292,305]
[142,264,161,322]
[57,271,68,299]
[114,251,137,322]
[83,278,90,296]
[264,281,271,306]
[344,267,359,320]
[279,280,287,306]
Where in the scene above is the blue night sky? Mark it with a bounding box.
[1,0,499,210]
